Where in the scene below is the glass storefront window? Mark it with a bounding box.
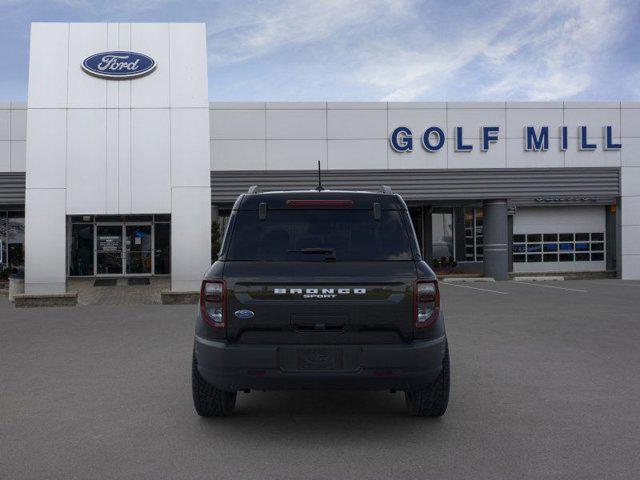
[125,225,152,274]
[0,212,6,270]
[464,209,474,261]
[432,210,454,259]
[70,224,94,276]
[96,225,123,275]
[154,223,171,274]
[212,215,231,261]
[475,208,484,261]
[513,231,605,263]
[68,216,173,277]
[7,211,25,272]
[463,207,483,262]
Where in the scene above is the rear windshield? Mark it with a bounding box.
[226,210,415,261]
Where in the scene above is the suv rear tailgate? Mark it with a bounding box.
[223,261,416,344]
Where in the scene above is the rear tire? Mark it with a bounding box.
[192,353,237,417]
[405,342,450,417]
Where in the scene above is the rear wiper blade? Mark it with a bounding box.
[287,247,337,260]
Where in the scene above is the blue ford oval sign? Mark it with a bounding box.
[82,51,156,80]
[234,310,255,319]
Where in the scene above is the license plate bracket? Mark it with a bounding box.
[296,347,344,370]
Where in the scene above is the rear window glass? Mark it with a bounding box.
[226,210,414,261]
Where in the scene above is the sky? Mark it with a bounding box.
[1,0,639,102]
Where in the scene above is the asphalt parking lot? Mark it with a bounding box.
[2,279,640,480]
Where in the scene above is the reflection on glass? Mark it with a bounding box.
[97,252,122,274]
[432,211,454,258]
[70,224,94,276]
[464,208,474,261]
[475,208,484,260]
[7,212,25,271]
[125,225,152,274]
[154,223,171,274]
[462,207,483,262]
[97,225,122,275]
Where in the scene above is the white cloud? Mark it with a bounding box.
[477,0,624,100]
[208,0,415,64]
[370,0,625,101]
[207,0,628,101]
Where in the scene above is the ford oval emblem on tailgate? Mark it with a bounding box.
[234,309,255,319]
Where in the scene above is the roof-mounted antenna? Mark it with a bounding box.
[316,161,324,191]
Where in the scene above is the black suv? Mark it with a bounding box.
[192,186,449,417]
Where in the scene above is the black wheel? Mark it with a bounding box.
[192,353,237,417]
[405,342,450,417]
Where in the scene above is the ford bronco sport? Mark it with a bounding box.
[192,186,449,417]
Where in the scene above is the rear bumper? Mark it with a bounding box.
[194,335,447,392]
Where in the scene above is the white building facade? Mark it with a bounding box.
[0,22,639,294]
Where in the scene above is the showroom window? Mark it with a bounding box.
[512,232,605,263]
[432,208,454,259]
[68,215,171,277]
[463,208,483,262]
[0,211,25,273]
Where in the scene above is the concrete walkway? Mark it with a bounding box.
[69,277,170,306]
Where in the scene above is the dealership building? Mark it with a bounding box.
[1,22,640,296]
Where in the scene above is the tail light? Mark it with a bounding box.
[414,280,440,328]
[200,280,226,328]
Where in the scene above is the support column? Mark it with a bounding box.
[483,200,508,280]
[24,189,67,294]
[171,187,212,292]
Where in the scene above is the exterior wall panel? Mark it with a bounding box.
[25,22,211,293]
[0,102,28,173]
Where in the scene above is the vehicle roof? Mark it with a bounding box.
[234,189,407,210]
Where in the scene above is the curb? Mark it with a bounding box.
[514,276,565,282]
[442,277,495,283]
[14,292,78,308]
[161,291,199,305]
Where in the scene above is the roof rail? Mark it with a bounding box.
[379,185,393,195]
[247,185,260,194]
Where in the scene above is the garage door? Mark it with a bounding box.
[513,206,606,273]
